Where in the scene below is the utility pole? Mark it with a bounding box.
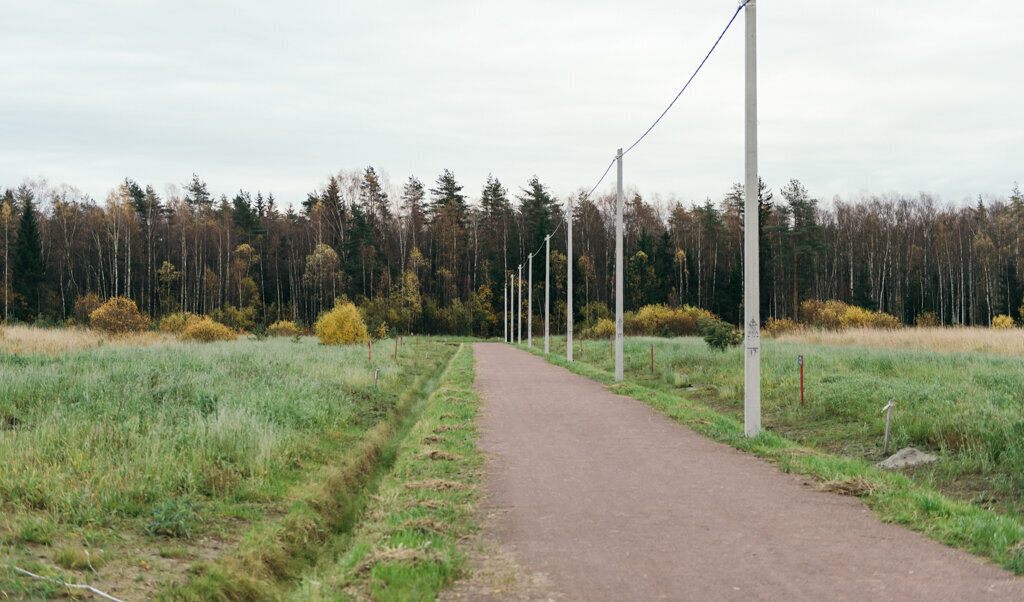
[518,264,523,344]
[744,0,761,437]
[504,269,508,342]
[528,254,533,347]
[544,234,551,354]
[615,148,624,382]
[510,272,516,344]
[567,197,573,362]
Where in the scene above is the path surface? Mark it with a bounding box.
[457,342,1023,601]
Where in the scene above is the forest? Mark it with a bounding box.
[1,168,1022,335]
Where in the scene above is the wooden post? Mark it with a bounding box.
[799,354,805,405]
[882,399,895,456]
[368,340,372,362]
[374,368,379,388]
[394,338,398,360]
[650,343,654,374]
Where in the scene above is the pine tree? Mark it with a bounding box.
[13,187,45,320]
[428,169,466,224]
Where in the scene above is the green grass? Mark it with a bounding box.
[289,343,483,600]
[0,335,455,598]
[524,335,1024,574]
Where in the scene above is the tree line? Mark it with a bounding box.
[2,169,1021,335]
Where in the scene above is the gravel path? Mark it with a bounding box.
[457,342,1023,601]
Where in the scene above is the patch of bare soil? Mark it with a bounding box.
[440,508,571,602]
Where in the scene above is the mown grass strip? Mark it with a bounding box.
[159,345,459,600]
[292,343,482,600]
[520,343,1024,575]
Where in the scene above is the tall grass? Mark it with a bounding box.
[774,326,1024,355]
[0,337,423,523]
[0,324,174,355]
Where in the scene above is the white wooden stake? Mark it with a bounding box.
[882,399,895,456]
[743,0,761,437]
[615,148,624,382]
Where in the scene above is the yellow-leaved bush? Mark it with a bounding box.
[179,316,237,342]
[89,297,150,334]
[315,301,368,345]
[267,320,299,337]
[992,314,1015,329]
[622,304,717,337]
[158,312,202,334]
[798,299,900,330]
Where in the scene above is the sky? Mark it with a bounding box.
[1,0,1022,210]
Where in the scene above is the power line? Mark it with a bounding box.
[523,1,748,263]
[622,0,749,158]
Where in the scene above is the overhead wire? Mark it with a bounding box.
[519,0,749,265]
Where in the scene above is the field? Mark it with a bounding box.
[536,331,1024,572]
[0,331,481,600]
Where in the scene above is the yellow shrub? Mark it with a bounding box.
[373,321,389,340]
[158,312,201,334]
[799,299,900,330]
[72,292,103,324]
[267,320,299,337]
[89,297,150,334]
[179,317,238,342]
[315,301,368,345]
[992,314,1015,329]
[763,317,800,337]
[624,304,716,336]
[586,318,615,339]
[915,311,940,327]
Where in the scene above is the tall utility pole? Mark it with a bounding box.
[544,234,551,354]
[566,198,573,362]
[528,254,533,347]
[615,148,624,382]
[743,0,761,437]
[504,270,508,342]
[510,272,515,344]
[518,264,523,344]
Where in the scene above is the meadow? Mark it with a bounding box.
[0,331,472,599]
[537,331,1024,571]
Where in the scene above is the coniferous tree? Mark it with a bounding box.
[13,187,45,320]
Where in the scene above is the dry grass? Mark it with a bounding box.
[774,327,1024,355]
[0,324,175,355]
[818,477,879,497]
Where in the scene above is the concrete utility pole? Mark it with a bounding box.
[744,0,761,437]
[510,272,516,345]
[566,198,573,362]
[504,270,508,342]
[544,234,551,354]
[615,148,624,382]
[528,254,533,347]
[518,264,523,344]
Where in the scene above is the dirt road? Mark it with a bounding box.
[457,342,1022,600]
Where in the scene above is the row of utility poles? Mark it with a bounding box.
[502,0,760,438]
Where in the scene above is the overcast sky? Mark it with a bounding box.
[2,1,1021,209]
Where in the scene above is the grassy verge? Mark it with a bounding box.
[0,334,452,599]
[290,343,482,600]
[520,337,1024,574]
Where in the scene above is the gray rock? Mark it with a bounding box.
[876,446,937,469]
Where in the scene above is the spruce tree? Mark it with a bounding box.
[13,187,44,320]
